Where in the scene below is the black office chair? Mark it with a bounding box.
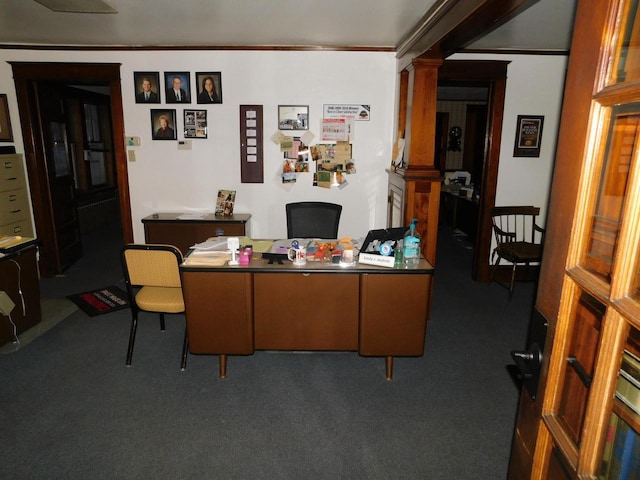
[286,201,342,238]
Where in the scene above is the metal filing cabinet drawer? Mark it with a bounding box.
[0,155,27,193]
[0,189,30,224]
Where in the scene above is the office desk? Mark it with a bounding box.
[142,212,251,255]
[180,256,434,379]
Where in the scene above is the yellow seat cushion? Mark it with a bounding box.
[136,286,184,313]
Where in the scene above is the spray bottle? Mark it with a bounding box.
[403,218,421,268]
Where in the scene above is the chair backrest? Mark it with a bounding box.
[121,244,183,289]
[491,206,542,245]
[286,201,342,238]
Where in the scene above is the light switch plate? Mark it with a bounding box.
[125,136,140,146]
[178,140,192,150]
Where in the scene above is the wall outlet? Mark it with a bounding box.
[0,291,15,316]
[128,150,136,162]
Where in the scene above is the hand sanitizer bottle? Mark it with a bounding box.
[403,218,421,268]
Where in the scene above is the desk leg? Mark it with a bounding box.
[386,356,393,381]
[219,354,227,379]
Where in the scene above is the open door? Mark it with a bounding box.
[33,83,83,272]
[11,62,132,278]
[508,0,640,477]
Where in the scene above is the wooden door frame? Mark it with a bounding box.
[10,62,132,277]
[439,60,508,282]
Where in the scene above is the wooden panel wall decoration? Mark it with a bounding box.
[239,105,264,183]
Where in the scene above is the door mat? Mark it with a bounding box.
[67,285,129,317]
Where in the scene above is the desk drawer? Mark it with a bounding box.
[0,155,26,193]
[254,273,359,351]
[0,189,30,224]
[0,219,33,237]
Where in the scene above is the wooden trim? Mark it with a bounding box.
[396,0,535,65]
[460,48,571,56]
[0,44,395,53]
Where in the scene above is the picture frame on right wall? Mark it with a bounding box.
[513,115,544,157]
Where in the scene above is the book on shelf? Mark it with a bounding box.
[602,416,640,480]
[616,350,640,416]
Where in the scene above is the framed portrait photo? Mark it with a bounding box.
[195,72,222,104]
[0,94,14,142]
[184,109,207,139]
[513,115,544,157]
[151,109,177,141]
[164,71,191,104]
[133,71,160,104]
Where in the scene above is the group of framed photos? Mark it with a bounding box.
[134,71,222,141]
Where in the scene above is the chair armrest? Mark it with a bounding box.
[493,225,516,240]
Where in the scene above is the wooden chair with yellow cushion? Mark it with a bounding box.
[490,206,545,299]
[121,244,188,369]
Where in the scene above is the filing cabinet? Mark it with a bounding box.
[0,154,34,237]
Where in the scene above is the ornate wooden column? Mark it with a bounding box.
[388,58,443,266]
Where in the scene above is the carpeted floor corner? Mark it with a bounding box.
[0,298,78,354]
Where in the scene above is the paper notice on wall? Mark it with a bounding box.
[320,118,349,142]
[324,104,370,121]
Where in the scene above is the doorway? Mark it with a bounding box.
[437,60,508,282]
[11,62,132,278]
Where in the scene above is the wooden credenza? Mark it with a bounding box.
[180,256,433,379]
[142,212,251,254]
[0,240,41,346]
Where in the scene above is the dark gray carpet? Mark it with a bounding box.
[0,227,535,479]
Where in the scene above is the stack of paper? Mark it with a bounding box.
[183,250,231,266]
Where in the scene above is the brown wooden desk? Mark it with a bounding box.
[180,254,434,379]
[142,212,251,255]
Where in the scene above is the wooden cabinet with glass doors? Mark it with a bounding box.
[526,0,640,477]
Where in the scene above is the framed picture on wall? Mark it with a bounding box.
[195,72,222,104]
[133,72,160,104]
[513,115,544,157]
[0,94,14,142]
[184,109,207,138]
[151,109,177,140]
[164,72,191,103]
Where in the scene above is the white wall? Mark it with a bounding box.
[0,49,567,246]
[449,53,569,226]
[0,49,397,242]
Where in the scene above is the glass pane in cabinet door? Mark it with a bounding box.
[613,0,640,84]
[583,106,640,282]
[557,292,605,444]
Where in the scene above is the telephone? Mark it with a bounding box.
[0,291,16,316]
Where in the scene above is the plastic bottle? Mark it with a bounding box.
[403,218,421,268]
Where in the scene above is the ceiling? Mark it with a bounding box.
[0,0,576,52]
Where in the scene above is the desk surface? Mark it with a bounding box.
[181,253,434,274]
[142,212,251,223]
